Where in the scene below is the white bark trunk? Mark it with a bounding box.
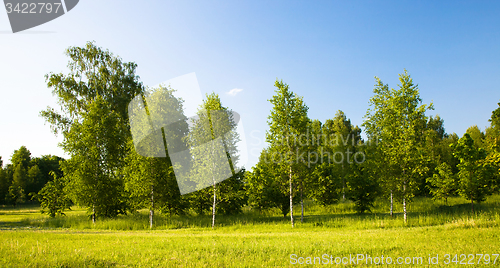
[289,165,294,228]
[212,182,216,229]
[212,138,216,230]
[150,184,154,229]
[342,163,345,201]
[403,181,407,223]
[403,197,407,223]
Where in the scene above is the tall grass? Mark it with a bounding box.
[0,196,499,267]
[2,194,499,231]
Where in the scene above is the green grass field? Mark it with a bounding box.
[1,196,499,267]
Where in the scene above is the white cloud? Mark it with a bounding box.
[227,88,243,96]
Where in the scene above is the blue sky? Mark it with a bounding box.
[1,0,499,169]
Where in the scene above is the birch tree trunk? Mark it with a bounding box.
[212,140,216,230]
[267,80,308,229]
[212,181,216,229]
[149,161,154,229]
[289,165,294,228]
[403,197,407,223]
[342,163,345,201]
[150,184,154,229]
[403,181,407,223]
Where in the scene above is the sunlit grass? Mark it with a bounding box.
[1,222,499,267]
[1,194,499,231]
[0,195,499,267]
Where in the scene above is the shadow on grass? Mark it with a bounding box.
[3,195,499,231]
[55,259,117,268]
[435,202,478,213]
[0,203,41,212]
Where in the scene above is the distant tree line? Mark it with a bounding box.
[0,148,63,207]
[2,42,499,228]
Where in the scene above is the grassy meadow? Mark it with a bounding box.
[1,195,499,267]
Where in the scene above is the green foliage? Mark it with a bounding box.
[123,85,190,221]
[6,146,32,204]
[485,102,500,152]
[426,162,457,204]
[41,41,143,134]
[30,155,65,193]
[0,149,63,205]
[41,42,143,221]
[315,110,361,204]
[490,101,500,128]
[266,79,309,167]
[346,143,380,213]
[246,149,295,217]
[310,162,342,206]
[309,120,334,205]
[187,93,239,187]
[0,166,10,204]
[266,80,309,225]
[216,169,247,215]
[8,164,27,205]
[441,133,460,172]
[10,146,31,170]
[62,96,129,218]
[346,167,379,213]
[123,140,188,216]
[417,115,449,196]
[20,51,500,232]
[32,171,71,217]
[466,125,486,150]
[26,165,43,196]
[484,102,500,192]
[7,185,25,206]
[186,92,244,224]
[453,133,496,210]
[363,70,432,220]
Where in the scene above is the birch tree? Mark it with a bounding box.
[187,93,240,229]
[61,95,129,221]
[40,42,143,221]
[123,142,185,227]
[363,70,432,222]
[124,85,190,227]
[266,80,309,227]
